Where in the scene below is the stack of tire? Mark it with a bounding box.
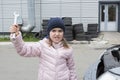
[34,19,49,39]
[62,17,73,41]
[73,23,86,40]
[87,23,98,38]
[41,19,49,39]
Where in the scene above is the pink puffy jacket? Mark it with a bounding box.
[10,32,77,80]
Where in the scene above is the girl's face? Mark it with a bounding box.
[49,28,64,44]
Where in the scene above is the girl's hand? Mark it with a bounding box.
[10,24,20,36]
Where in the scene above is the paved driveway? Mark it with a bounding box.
[0,43,105,80]
[0,32,120,80]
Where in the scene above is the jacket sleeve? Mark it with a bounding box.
[67,49,78,80]
[10,32,41,57]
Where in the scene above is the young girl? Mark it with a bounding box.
[10,17,77,80]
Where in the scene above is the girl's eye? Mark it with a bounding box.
[52,30,56,32]
[58,30,63,32]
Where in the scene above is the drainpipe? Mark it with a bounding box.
[21,0,35,32]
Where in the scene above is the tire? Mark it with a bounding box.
[62,17,72,26]
[65,37,73,41]
[42,29,47,36]
[73,23,83,30]
[62,17,72,21]
[64,35,73,41]
[75,33,91,41]
[34,30,42,39]
[34,32,40,39]
[42,25,48,29]
[65,31,73,35]
[87,24,98,31]
[74,29,84,34]
[65,26,73,31]
[42,19,49,26]
[63,20,72,26]
[73,23,84,34]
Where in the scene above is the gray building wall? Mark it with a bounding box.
[0,0,98,32]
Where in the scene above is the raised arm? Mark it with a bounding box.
[10,25,41,57]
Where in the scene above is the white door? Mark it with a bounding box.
[100,4,118,31]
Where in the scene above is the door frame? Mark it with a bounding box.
[100,4,118,31]
[98,1,120,32]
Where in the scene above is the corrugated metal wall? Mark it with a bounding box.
[0,0,98,33]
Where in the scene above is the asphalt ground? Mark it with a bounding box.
[0,32,120,80]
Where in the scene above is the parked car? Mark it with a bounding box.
[83,45,120,80]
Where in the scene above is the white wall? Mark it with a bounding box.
[81,2,98,31]
[0,0,99,32]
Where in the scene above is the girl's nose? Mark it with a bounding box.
[55,32,59,35]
